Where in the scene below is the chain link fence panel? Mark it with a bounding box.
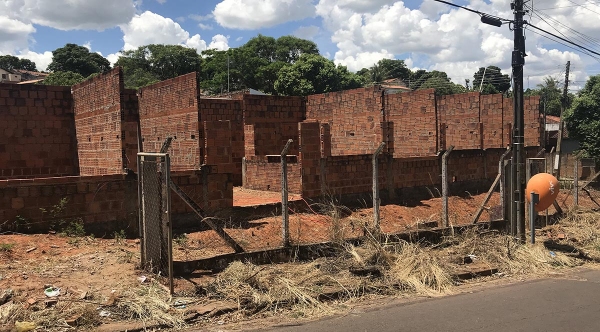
[138,153,173,293]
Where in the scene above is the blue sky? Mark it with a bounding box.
[1,0,599,91]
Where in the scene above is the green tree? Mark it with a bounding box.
[419,76,466,95]
[0,55,37,71]
[360,59,411,85]
[47,44,110,77]
[200,35,321,95]
[274,35,319,63]
[565,75,600,158]
[42,71,85,86]
[473,66,511,94]
[409,70,450,90]
[116,44,201,89]
[274,54,363,96]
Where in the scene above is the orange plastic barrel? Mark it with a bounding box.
[525,173,560,212]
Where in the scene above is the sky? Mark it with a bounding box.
[1,0,600,92]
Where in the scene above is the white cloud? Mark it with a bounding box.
[293,25,320,40]
[106,52,122,66]
[83,42,92,51]
[16,50,53,72]
[314,0,596,88]
[182,35,207,53]
[0,0,136,31]
[0,16,35,53]
[157,0,166,4]
[199,23,214,30]
[208,35,230,51]
[213,0,316,29]
[189,14,214,22]
[121,11,210,52]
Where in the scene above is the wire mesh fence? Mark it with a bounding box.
[166,149,597,264]
[138,153,173,293]
[553,154,600,212]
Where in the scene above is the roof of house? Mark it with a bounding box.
[545,115,561,124]
[381,78,412,92]
[14,69,48,77]
[0,67,17,74]
[17,79,45,85]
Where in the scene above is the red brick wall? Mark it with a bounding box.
[72,68,125,176]
[138,72,202,171]
[243,156,302,194]
[389,157,439,189]
[306,86,384,156]
[243,95,304,157]
[0,174,138,234]
[121,89,139,172]
[437,92,482,150]
[0,84,78,179]
[480,94,505,149]
[200,99,244,185]
[319,155,385,196]
[170,169,233,213]
[385,89,437,157]
[299,121,322,198]
[502,96,541,148]
[524,95,542,147]
[203,120,234,175]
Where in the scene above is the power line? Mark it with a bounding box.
[527,4,600,48]
[432,0,511,22]
[527,8,600,53]
[525,27,600,62]
[564,0,600,15]
[527,23,600,58]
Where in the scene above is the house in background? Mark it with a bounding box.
[0,68,22,83]
[14,69,48,82]
[544,115,580,153]
[381,78,412,94]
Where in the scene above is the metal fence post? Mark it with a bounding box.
[372,142,386,232]
[530,192,539,244]
[499,147,512,222]
[574,157,579,208]
[281,139,293,247]
[442,146,455,228]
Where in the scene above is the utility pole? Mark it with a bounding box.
[554,61,570,180]
[227,53,230,93]
[511,0,526,242]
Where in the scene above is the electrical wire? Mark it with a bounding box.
[526,4,600,50]
[564,0,600,15]
[527,23,600,59]
[432,0,511,22]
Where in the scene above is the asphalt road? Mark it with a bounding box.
[267,269,600,332]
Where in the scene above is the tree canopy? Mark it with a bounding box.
[564,75,600,159]
[115,44,200,89]
[47,44,110,77]
[199,35,321,95]
[523,76,572,117]
[473,66,511,94]
[418,76,466,95]
[360,59,411,84]
[0,55,37,71]
[42,71,86,86]
[274,54,363,96]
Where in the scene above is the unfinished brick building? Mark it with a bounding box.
[1,68,543,234]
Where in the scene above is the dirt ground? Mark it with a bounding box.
[0,188,597,331]
[233,188,302,207]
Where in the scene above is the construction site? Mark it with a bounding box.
[1,68,599,331]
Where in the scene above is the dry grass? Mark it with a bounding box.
[3,210,599,330]
[545,209,600,261]
[1,280,186,331]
